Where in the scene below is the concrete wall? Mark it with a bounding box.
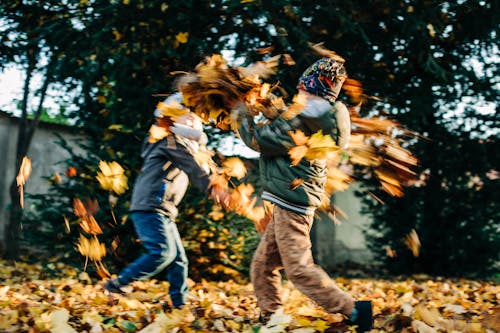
[312,184,374,271]
[0,112,85,249]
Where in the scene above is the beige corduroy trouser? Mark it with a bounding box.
[250,205,355,316]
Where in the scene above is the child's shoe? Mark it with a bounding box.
[103,278,125,295]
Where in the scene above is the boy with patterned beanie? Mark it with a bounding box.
[235,57,373,332]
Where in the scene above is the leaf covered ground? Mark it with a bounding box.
[0,260,498,333]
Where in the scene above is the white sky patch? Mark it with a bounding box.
[0,66,23,113]
[218,136,259,159]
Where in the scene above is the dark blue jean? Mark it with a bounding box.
[117,212,188,307]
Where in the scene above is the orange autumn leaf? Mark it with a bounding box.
[80,215,103,235]
[288,145,308,166]
[385,246,397,258]
[404,229,421,257]
[16,156,32,208]
[73,198,88,217]
[288,178,304,190]
[282,53,296,66]
[281,93,307,120]
[66,166,77,177]
[209,173,229,190]
[253,208,272,233]
[342,78,364,103]
[84,197,100,216]
[288,129,309,146]
[256,45,275,54]
[95,261,111,279]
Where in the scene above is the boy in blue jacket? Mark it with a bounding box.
[104,93,227,309]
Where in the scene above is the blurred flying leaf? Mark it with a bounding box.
[16,156,32,208]
[96,161,128,195]
[404,229,421,257]
[148,124,169,143]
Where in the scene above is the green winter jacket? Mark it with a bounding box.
[237,93,349,215]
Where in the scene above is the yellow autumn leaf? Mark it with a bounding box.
[148,124,169,143]
[325,167,351,193]
[176,32,189,44]
[222,157,247,179]
[312,319,330,333]
[208,207,225,221]
[77,234,106,262]
[305,130,338,160]
[96,160,128,195]
[156,100,189,119]
[0,310,18,329]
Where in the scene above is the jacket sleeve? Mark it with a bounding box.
[238,115,300,157]
[165,141,211,193]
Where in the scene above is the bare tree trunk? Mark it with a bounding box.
[4,51,57,259]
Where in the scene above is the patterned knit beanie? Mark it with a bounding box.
[297,57,347,104]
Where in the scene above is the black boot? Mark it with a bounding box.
[258,310,274,324]
[349,300,373,332]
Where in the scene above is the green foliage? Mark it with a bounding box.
[177,190,260,282]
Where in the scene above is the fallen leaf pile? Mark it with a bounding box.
[0,259,498,332]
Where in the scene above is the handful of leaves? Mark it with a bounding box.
[174,47,420,205]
